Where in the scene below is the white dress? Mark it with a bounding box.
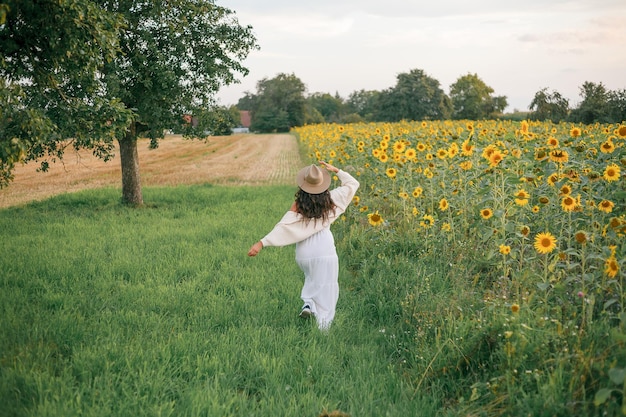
[296,227,339,330]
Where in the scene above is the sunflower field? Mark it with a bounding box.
[294,120,626,415]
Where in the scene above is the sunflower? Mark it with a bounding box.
[448,143,459,158]
[489,150,504,167]
[520,120,529,134]
[368,211,384,227]
[547,137,559,148]
[437,149,448,159]
[393,141,406,153]
[423,168,434,179]
[459,161,473,170]
[574,231,588,244]
[412,207,419,216]
[603,163,620,182]
[420,214,435,228]
[482,145,497,160]
[570,127,582,138]
[416,143,426,152]
[352,195,360,206]
[499,244,511,255]
[534,232,557,254]
[520,225,531,237]
[385,167,397,178]
[598,200,614,213]
[480,208,493,220]
[604,256,619,278]
[461,139,474,156]
[561,196,578,212]
[559,184,572,196]
[398,191,409,200]
[405,148,417,160]
[547,173,559,186]
[600,139,615,154]
[441,222,452,232]
[549,149,569,163]
[539,196,550,205]
[379,153,389,163]
[514,190,530,206]
[617,125,626,138]
[511,303,520,313]
[439,198,449,211]
[412,187,423,198]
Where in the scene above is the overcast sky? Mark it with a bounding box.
[215,0,626,112]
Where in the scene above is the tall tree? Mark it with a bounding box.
[249,73,307,133]
[449,73,507,119]
[529,87,569,122]
[376,69,451,122]
[98,0,257,205]
[569,81,610,124]
[0,0,258,205]
[307,92,344,123]
[0,0,132,188]
[606,88,626,124]
[345,89,380,121]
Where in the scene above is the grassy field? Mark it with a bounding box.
[2,119,625,416]
[0,185,433,417]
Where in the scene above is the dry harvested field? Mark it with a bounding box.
[0,133,302,208]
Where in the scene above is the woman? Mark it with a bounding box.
[247,161,359,330]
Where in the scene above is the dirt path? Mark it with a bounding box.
[0,133,303,208]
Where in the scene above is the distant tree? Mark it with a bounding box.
[529,88,569,122]
[569,81,610,124]
[345,89,380,121]
[190,105,239,136]
[0,0,258,205]
[606,88,626,123]
[236,92,257,111]
[249,73,307,133]
[449,73,507,119]
[303,105,325,125]
[375,69,452,121]
[307,92,345,123]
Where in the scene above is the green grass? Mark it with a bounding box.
[0,185,434,417]
[3,183,624,416]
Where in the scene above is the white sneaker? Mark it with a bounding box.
[299,305,312,318]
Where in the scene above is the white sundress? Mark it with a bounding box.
[295,226,339,330]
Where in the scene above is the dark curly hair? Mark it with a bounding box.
[295,188,336,224]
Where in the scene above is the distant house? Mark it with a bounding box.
[232,110,251,133]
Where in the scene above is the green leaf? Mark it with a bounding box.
[608,368,626,385]
[594,388,614,406]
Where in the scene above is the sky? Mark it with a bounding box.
[215,0,626,113]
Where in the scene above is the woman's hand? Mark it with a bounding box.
[319,160,339,173]
[247,241,263,257]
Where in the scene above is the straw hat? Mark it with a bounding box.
[296,164,331,194]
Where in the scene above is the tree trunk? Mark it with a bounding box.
[118,126,143,206]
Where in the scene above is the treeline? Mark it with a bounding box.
[228,70,625,133]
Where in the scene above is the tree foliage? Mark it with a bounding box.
[0,0,132,188]
[247,73,307,133]
[0,0,258,204]
[529,88,569,122]
[449,73,507,119]
[376,69,452,121]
